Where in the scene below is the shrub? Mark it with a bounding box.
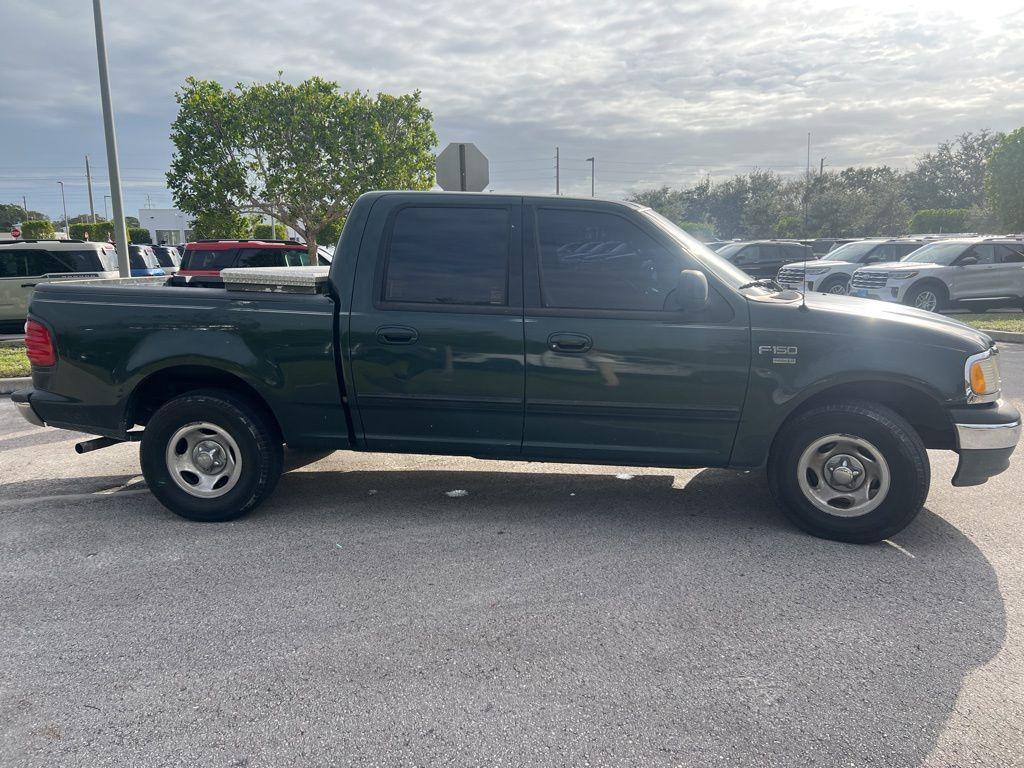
[19,220,55,239]
[986,127,1024,232]
[908,208,969,234]
[128,227,152,244]
[70,220,113,241]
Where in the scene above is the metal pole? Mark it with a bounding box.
[555,146,560,195]
[92,0,130,277]
[22,195,28,213]
[58,182,69,235]
[85,155,96,224]
[103,195,110,220]
[586,157,595,197]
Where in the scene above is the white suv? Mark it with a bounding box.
[776,238,924,295]
[849,238,1024,312]
[0,240,120,331]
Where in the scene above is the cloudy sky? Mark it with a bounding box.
[3,0,1023,220]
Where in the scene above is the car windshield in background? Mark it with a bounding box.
[715,243,744,259]
[901,242,968,265]
[820,241,877,262]
[641,210,757,289]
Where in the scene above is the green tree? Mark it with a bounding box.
[128,227,152,244]
[190,210,252,240]
[908,208,969,234]
[167,76,437,264]
[0,204,48,228]
[19,220,55,239]
[985,127,1024,231]
[125,216,141,228]
[907,130,1003,210]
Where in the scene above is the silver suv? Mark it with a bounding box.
[849,238,1024,311]
[777,238,924,295]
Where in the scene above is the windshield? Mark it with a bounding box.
[901,241,968,265]
[820,241,878,262]
[715,243,745,259]
[641,210,756,289]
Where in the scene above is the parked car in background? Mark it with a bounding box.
[128,245,166,277]
[850,237,1024,311]
[798,238,858,257]
[715,240,812,279]
[0,240,120,331]
[178,239,310,276]
[778,238,925,295]
[151,245,181,275]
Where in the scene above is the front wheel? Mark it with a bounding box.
[140,389,283,522]
[768,400,929,543]
[818,275,850,295]
[905,283,946,312]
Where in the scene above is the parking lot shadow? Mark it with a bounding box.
[1,464,1006,766]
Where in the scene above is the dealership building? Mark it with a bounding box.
[137,208,193,245]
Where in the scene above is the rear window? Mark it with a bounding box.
[0,248,104,276]
[181,248,237,271]
[236,247,309,268]
[152,247,179,268]
[129,246,158,270]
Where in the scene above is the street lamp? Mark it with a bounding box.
[586,157,596,197]
[57,181,69,236]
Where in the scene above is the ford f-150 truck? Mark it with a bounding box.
[12,192,1021,543]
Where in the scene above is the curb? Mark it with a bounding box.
[0,377,30,395]
[984,330,1024,344]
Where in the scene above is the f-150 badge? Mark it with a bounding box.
[759,345,798,364]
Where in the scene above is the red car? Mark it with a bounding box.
[178,240,311,277]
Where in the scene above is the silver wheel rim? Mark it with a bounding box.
[914,290,938,311]
[796,433,890,518]
[164,422,242,498]
[827,282,848,295]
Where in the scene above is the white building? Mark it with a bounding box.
[138,208,193,245]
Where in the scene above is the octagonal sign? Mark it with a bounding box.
[436,142,489,192]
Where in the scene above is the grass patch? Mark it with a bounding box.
[954,314,1024,334]
[0,346,30,379]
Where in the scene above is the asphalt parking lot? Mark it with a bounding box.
[1,347,1022,767]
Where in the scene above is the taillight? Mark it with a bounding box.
[24,320,56,367]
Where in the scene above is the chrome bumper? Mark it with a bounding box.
[955,419,1021,450]
[15,398,44,427]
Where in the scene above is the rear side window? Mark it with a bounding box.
[997,244,1024,264]
[383,207,509,306]
[152,247,178,268]
[0,250,29,277]
[536,208,680,311]
[182,248,237,271]
[25,250,102,275]
[237,248,288,268]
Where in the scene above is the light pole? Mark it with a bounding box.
[91,0,130,277]
[57,182,69,236]
[586,156,595,197]
[103,195,111,221]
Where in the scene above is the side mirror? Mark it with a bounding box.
[668,269,709,312]
[957,256,978,267]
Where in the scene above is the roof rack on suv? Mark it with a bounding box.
[0,239,89,244]
[193,239,300,245]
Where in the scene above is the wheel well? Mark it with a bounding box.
[786,381,955,450]
[127,366,283,440]
[906,278,949,300]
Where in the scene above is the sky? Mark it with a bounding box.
[2,0,1023,222]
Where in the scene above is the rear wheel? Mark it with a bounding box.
[905,282,947,312]
[768,400,929,543]
[140,389,283,522]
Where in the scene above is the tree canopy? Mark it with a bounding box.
[167,76,437,263]
[985,127,1024,232]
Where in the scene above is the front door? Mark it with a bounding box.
[951,244,999,300]
[348,198,525,456]
[521,200,750,467]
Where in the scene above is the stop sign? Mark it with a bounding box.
[10,227,21,239]
[436,142,489,192]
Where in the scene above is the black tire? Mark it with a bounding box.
[818,274,850,295]
[767,400,930,543]
[140,389,283,522]
[904,282,947,312]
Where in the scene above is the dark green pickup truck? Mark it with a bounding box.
[13,192,1021,542]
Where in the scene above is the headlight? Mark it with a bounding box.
[888,271,919,280]
[965,348,1001,403]
[802,267,831,275]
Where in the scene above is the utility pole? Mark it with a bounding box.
[819,157,825,176]
[806,132,811,180]
[57,182,69,235]
[802,133,810,232]
[586,156,595,197]
[85,155,96,224]
[22,195,27,214]
[92,0,130,277]
[555,146,560,195]
[103,194,111,220]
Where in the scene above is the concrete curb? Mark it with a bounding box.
[0,377,30,395]
[984,330,1024,344]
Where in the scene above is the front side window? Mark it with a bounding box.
[384,207,509,306]
[536,208,681,311]
[963,245,996,265]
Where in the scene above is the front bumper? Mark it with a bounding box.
[849,284,906,303]
[949,400,1021,486]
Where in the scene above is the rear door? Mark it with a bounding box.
[521,200,749,467]
[347,196,525,456]
[994,244,1024,298]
